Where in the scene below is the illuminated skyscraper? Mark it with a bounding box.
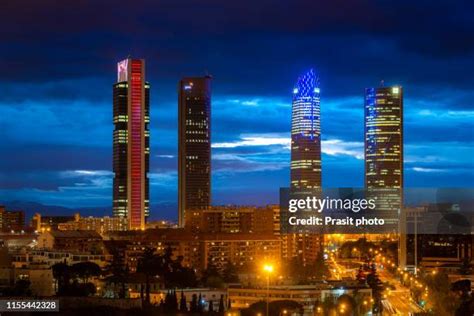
[288,69,323,265]
[365,85,403,190]
[178,76,211,227]
[113,58,150,230]
[365,84,404,265]
[290,69,321,189]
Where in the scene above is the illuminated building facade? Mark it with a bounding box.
[289,70,323,264]
[0,206,25,232]
[178,76,212,227]
[113,58,150,230]
[57,214,128,235]
[365,85,403,191]
[184,206,274,234]
[290,69,321,189]
[365,85,404,265]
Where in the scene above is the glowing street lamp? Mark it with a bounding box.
[262,263,274,316]
[263,264,274,273]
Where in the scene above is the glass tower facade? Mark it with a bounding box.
[290,69,321,190]
[178,76,212,227]
[365,85,404,266]
[365,86,403,190]
[113,58,150,230]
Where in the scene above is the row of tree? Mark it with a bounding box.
[133,246,240,306]
[157,290,228,313]
[52,261,101,296]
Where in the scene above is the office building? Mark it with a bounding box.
[113,58,150,230]
[365,84,403,265]
[288,70,323,264]
[178,76,212,227]
[365,85,403,191]
[290,69,321,190]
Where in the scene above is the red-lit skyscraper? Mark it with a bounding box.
[113,58,150,230]
[178,76,212,227]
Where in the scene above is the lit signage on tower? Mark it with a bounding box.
[117,59,128,82]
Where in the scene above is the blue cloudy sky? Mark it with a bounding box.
[0,0,473,219]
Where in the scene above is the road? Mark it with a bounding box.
[332,257,423,315]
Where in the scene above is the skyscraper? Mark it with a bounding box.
[365,85,403,191]
[178,76,212,227]
[287,69,323,265]
[365,84,404,265]
[113,58,150,230]
[291,69,321,190]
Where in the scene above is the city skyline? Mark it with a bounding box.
[1,1,473,221]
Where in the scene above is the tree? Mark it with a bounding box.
[356,266,366,284]
[313,252,330,280]
[179,290,187,312]
[164,290,178,313]
[52,262,71,295]
[104,248,129,298]
[198,293,204,313]
[241,300,302,316]
[219,294,225,313]
[190,294,198,312]
[72,261,101,283]
[424,271,460,315]
[453,280,474,316]
[136,247,158,306]
[222,263,239,283]
[3,279,32,296]
[366,265,384,314]
[459,257,472,275]
[201,262,224,288]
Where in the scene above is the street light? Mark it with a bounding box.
[339,303,346,314]
[263,263,274,316]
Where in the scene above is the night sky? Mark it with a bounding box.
[1,0,473,220]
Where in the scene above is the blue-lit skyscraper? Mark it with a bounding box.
[290,69,321,189]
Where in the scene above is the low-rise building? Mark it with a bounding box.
[185,206,274,234]
[0,248,54,297]
[0,206,25,233]
[11,249,112,269]
[228,282,372,315]
[37,230,104,254]
[32,213,76,232]
[57,214,128,235]
[104,229,281,273]
[129,287,227,310]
